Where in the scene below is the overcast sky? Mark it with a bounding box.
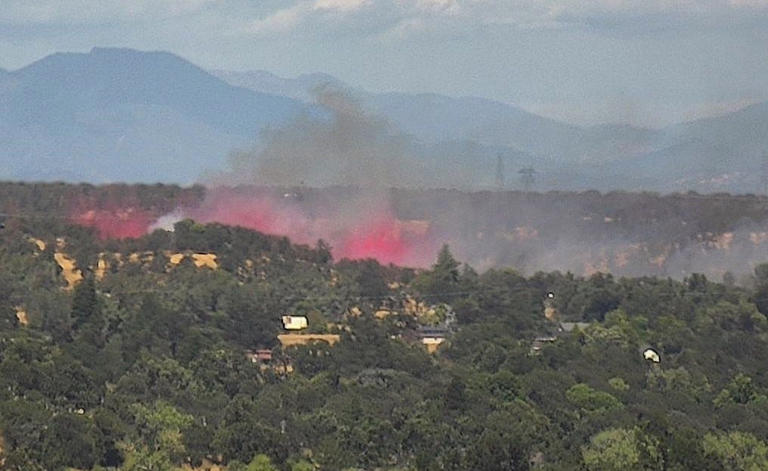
[1,0,768,126]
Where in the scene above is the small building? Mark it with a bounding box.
[282,315,308,330]
[530,336,557,353]
[643,348,661,363]
[417,326,449,354]
[245,349,273,363]
[559,322,591,333]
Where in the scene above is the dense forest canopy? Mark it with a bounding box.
[1,182,768,469]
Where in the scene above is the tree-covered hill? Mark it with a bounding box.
[2,205,768,470]
[6,182,768,277]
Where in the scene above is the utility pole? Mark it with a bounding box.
[495,154,505,189]
[519,167,536,192]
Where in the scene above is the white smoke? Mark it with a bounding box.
[148,208,185,232]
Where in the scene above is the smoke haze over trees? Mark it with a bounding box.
[4,182,768,278]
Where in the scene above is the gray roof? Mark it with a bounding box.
[560,322,591,332]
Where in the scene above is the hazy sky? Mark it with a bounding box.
[2,0,768,126]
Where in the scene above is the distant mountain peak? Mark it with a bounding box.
[296,71,342,83]
[13,46,204,79]
[90,46,157,54]
[0,47,309,183]
[84,47,196,66]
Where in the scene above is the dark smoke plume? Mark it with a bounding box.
[209,86,428,188]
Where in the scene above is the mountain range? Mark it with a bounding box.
[0,48,305,183]
[215,68,768,192]
[2,47,766,192]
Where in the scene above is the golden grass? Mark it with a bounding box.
[54,252,83,289]
[29,238,46,251]
[277,334,340,347]
[191,253,218,269]
[15,308,28,327]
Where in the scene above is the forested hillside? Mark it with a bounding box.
[2,189,768,470]
[4,182,768,277]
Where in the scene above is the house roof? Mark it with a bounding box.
[282,315,308,330]
[560,322,592,332]
[417,326,448,338]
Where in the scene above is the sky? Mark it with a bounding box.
[1,0,768,127]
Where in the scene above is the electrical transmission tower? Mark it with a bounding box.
[762,153,768,195]
[495,154,505,189]
[519,167,536,192]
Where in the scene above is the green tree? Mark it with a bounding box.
[247,454,278,471]
[0,271,19,330]
[132,401,194,463]
[714,373,762,407]
[413,244,460,303]
[120,444,175,471]
[566,383,623,414]
[353,259,389,298]
[702,431,768,471]
[582,428,662,471]
[753,263,768,315]
[41,414,103,471]
[71,274,99,331]
[289,459,315,471]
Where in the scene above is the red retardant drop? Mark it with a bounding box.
[338,218,409,265]
[72,208,153,239]
[68,190,437,267]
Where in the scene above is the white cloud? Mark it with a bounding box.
[728,0,768,7]
[242,0,768,38]
[3,0,766,37]
[0,0,217,24]
[314,0,369,12]
[246,0,373,35]
[247,3,310,34]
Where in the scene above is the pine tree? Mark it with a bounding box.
[431,244,460,301]
[413,244,461,303]
[70,274,105,352]
[71,274,98,330]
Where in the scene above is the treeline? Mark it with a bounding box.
[5,181,768,276]
[1,215,768,470]
[0,182,204,214]
[392,188,768,239]
[4,181,768,243]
